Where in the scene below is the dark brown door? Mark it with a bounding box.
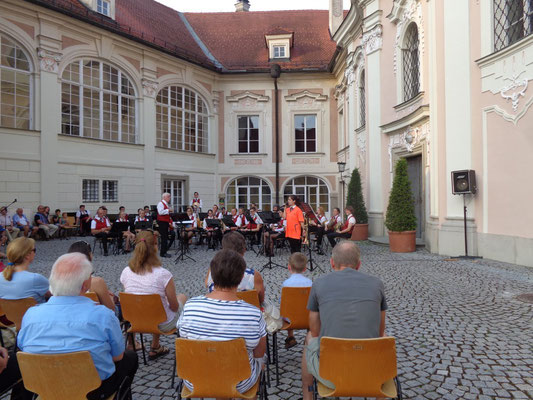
[406,155,423,239]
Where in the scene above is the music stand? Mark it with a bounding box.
[205,219,222,250]
[260,212,285,271]
[134,221,151,231]
[222,215,236,229]
[174,213,195,263]
[299,203,324,273]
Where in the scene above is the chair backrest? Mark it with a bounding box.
[0,297,37,331]
[17,351,101,400]
[280,286,311,330]
[236,290,260,308]
[175,338,252,398]
[0,302,15,328]
[119,292,168,334]
[319,336,398,397]
[83,292,99,303]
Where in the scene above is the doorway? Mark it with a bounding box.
[406,155,424,239]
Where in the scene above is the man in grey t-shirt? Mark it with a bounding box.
[301,240,387,400]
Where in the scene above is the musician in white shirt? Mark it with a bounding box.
[263,210,285,257]
[212,205,223,219]
[235,207,249,230]
[190,192,203,211]
[326,206,356,248]
[316,207,341,253]
[157,193,173,258]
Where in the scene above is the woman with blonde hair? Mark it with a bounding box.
[0,237,50,303]
[120,230,187,360]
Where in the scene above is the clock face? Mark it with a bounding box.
[333,0,342,17]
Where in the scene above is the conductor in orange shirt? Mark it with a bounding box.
[284,195,305,253]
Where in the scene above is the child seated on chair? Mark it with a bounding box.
[282,252,312,349]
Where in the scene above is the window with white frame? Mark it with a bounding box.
[61,60,137,143]
[82,179,100,203]
[238,115,259,153]
[102,180,118,202]
[163,178,186,212]
[359,70,366,127]
[494,0,533,51]
[294,115,317,153]
[225,176,272,211]
[283,176,330,214]
[402,23,420,102]
[96,0,111,16]
[273,45,287,58]
[156,86,209,153]
[0,33,32,130]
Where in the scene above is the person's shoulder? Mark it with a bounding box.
[357,270,385,286]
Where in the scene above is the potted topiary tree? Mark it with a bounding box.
[385,158,417,252]
[346,168,369,240]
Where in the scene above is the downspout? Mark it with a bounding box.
[270,64,281,205]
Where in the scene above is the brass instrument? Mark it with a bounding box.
[302,214,309,246]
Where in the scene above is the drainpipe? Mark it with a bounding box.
[270,64,281,205]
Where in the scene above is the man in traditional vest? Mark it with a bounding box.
[157,193,173,258]
[91,207,112,256]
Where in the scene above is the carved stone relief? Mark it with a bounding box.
[38,49,61,73]
[141,79,158,98]
[500,73,529,112]
[362,25,383,55]
[388,122,430,173]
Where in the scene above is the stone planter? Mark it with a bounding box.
[350,223,369,241]
[388,230,416,253]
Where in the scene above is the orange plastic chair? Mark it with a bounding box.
[175,338,265,399]
[316,336,400,398]
[0,302,15,347]
[119,292,176,365]
[236,289,261,308]
[272,286,311,384]
[17,351,116,400]
[0,297,37,331]
[83,292,99,302]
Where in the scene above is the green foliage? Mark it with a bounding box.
[345,168,368,224]
[385,158,417,232]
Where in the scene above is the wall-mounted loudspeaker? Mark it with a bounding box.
[451,170,477,195]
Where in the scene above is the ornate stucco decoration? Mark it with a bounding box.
[38,49,61,73]
[141,79,158,98]
[500,74,528,112]
[211,91,219,114]
[357,130,366,165]
[344,66,355,87]
[362,24,383,55]
[285,90,328,103]
[227,91,270,110]
[388,122,430,173]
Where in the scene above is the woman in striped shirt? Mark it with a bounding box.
[178,249,267,393]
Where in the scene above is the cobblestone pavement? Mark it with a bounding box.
[3,239,532,400]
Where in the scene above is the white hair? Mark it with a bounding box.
[162,192,171,198]
[49,253,93,296]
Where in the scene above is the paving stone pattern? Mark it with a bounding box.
[3,239,532,400]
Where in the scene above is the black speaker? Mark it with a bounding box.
[451,170,477,195]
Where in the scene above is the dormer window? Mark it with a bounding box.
[79,0,115,19]
[265,29,294,61]
[96,0,110,16]
[273,45,286,58]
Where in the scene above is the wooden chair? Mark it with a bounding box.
[272,286,311,385]
[0,302,15,347]
[119,292,176,365]
[84,291,100,302]
[17,351,117,400]
[313,336,402,399]
[236,289,261,308]
[0,297,37,331]
[175,338,266,400]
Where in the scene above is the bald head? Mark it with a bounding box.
[331,240,361,270]
[49,253,93,296]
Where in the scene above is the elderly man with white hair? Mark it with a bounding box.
[157,192,173,258]
[17,253,138,400]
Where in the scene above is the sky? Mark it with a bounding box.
[156,0,352,13]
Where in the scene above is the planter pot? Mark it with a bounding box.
[388,230,416,253]
[351,224,369,241]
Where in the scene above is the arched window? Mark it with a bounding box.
[156,86,208,153]
[61,60,137,143]
[0,34,31,129]
[225,176,272,211]
[283,176,330,214]
[402,23,420,102]
[358,69,366,128]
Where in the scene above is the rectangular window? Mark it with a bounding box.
[273,45,286,58]
[102,180,118,202]
[163,179,186,212]
[494,0,533,51]
[96,0,110,16]
[238,115,259,153]
[359,71,366,127]
[82,179,99,203]
[294,115,317,153]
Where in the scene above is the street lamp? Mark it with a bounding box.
[337,161,347,212]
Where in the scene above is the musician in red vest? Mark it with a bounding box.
[91,206,112,256]
[157,193,173,258]
[326,206,356,248]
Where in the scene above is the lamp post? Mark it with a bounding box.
[337,161,346,213]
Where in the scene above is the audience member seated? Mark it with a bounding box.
[34,205,58,240]
[326,206,356,248]
[205,232,265,304]
[58,212,76,238]
[0,237,50,303]
[50,208,61,225]
[67,241,116,311]
[0,346,33,400]
[120,231,187,360]
[178,249,267,393]
[76,205,91,236]
[282,252,312,349]
[301,240,387,400]
[17,253,138,400]
[0,207,21,243]
[12,208,39,238]
[116,211,135,253]
[91,207,113,256]
[263,210,285,256]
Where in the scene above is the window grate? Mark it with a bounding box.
[102,180,118,202]
[494,0,533,51]
[402,23,420,102]
[82,179,99,203]
[359,70,366,128]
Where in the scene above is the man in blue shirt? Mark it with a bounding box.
[12,208,39,238]
[33,205,58,240]
[18,253,138,400]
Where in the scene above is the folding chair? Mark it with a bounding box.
[119,293,176,366]
[236,289,261,309]
[273,286,311,385]
[174,338,267,400]
[0,297,37,331]
[17,351,122,400]
[312,336,402,399]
